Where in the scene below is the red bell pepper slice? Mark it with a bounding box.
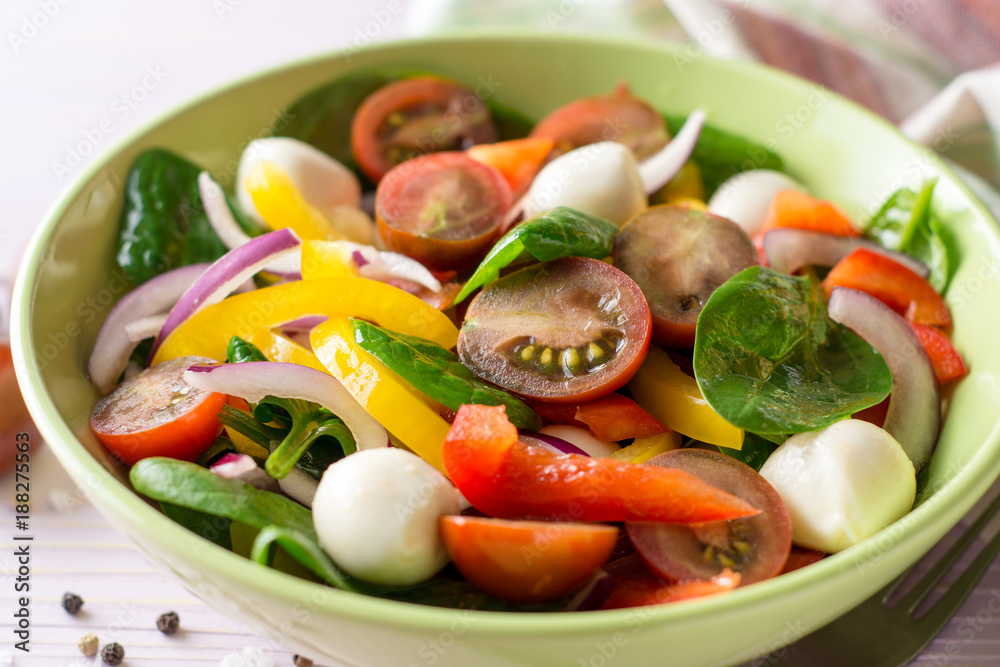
[908,322,968,383]
[443,404,759,523]
[528,393,668,442]
[755,190,861,264]
[822,247,952,327]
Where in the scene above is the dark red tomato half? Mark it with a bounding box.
[351,77,499,183]
[614,205,758,348]
[90,356,226,465]
[458,257,652,403]
[529,85,669,160]
[627,448,792,586]
[375,151,511,272]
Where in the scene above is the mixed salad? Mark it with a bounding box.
[87,68,967,611]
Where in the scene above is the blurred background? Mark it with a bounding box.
[1,0,998,664]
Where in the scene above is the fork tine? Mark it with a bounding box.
[916,510,1000,625]
[898,489,1000,614]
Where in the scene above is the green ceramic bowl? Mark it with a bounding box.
[13,32,1000,667]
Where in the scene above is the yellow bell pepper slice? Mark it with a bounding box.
[311,317,450,473]
[244,161,348,242]
[243,328,329,373]
[628,345,744,450]
[610,429,683,463]
[651,160,705,205]
[153,277,458,365]
[301,240,359,280]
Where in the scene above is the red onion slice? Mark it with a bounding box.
[88,263,208,394]
[638,109,706,195]
[540,425,621,458]
[210,452,258,478]
[124,314,168,343]
[278,467,319,508]
[184,361,389,454]
[210,453,279,492]
[828,287,941,471]
[198,171,302,277]
[518,430,590,457]
[335,241,441,292]
[763,228,930,278]
[150,228,302,359]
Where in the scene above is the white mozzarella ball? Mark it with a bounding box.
[522,141,646,225]
[707,169,803,236]
[759,419,916,553]
[312,448,459,585]
[236,137,361,222]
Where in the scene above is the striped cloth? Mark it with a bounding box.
[407,0,1000,191]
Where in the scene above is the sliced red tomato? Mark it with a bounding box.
[440,515,617,603]
[529,85,669,160]
[90,356,227,465]
[614,205,758,347]
[442,404,759,523]
[627,449,791,586]
[527,393,667,442]
[375,152,511,272]
[600,568,740,609]
[458,257,652,403]
[467,137,554,199]
[351,77,498,183]
[908,321,968,383]
[780,546,827,574]
[821,247,952,327]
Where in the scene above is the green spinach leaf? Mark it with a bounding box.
[117,149,259,285]
[251,526,358,591]
[863,179,958,292]
[693,266,892,435]
[663,114,785,197]
[455,207,618,303]
[130,457,315,537]
[227,335,269,364]
[351,319,542,431]
[161,502,232,550]
[717,433,780,472]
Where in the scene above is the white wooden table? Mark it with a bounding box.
[3,1,1000,665]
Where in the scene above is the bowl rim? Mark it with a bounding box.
[12,29,1000,637]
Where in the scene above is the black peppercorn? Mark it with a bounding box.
[293,656,314,667]
[101,642,125,665]
[156,610,179,634]
[61,592,84,615]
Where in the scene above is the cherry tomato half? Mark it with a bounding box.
[458,257,652,403]
[627,448,792,586]
[351,77,498,183]
[614,205,758,347]
[90,356,226,465]
[529,85,669,160]
[375,152,511,272]
[440,515,618,603]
